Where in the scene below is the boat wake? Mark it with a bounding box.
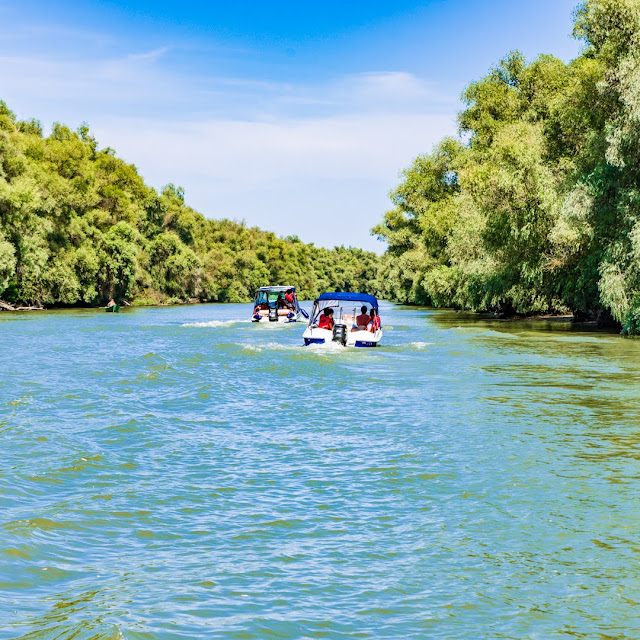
[240,341,305,352]
[182,319,250,328]
[406,341,434,349]
[237,341,361,355]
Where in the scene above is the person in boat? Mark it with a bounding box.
[353,305,370,331]
[276,294,287,309]
[106,299,116,308]
[368,308,381,332]
[284,289,295,308]
[317,308,334,330]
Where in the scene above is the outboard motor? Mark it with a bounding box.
[268,306,278,322]
[332,323,347,346]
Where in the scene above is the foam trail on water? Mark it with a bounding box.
[407,341,434,349]
[182,319,251,328]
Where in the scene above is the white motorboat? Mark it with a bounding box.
[251,286,308,323]
[302,292,382,347]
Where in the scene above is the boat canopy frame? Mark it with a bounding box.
[309,292,378,325]
[256,286,296,293]
[316,292,377,306]
[254,286,300,312]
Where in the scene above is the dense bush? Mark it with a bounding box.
[0,106,381,306]
[375,0,640,333]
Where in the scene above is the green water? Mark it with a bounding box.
[2,303,640,639]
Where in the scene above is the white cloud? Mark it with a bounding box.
[126,47,170,63]
[337,71,435,102]
[93,110,456,249]
[0,48,181,110]
[0,39,458,249]
[96,112,454,185]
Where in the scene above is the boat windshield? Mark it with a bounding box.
[254,289,298,309]
[310,300,376,326]
[254,291,268,305]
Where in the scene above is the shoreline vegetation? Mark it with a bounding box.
[373,0,640,335]
[0,296,614,333]
[0,102,380,312]
[3,1,640,334]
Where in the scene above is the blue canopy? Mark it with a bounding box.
[316,292,378,307]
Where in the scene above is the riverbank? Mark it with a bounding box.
[0,297,185,312]
[2,298,624,334]
[498,312,622,331]
[0,300,43,311]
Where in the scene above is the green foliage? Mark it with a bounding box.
[0,110,381,307]
[375,1,640,332]
[2,281,21,304]
[622,299,640,335]
[0,232,16,293]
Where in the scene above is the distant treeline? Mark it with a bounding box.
[374,0,640,333]
[5,0,640,334]
[0,105,380,307]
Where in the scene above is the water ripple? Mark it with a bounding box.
[1,304,640,639]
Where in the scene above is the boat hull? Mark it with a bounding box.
[302,327,382,347]
[252,311,301,323]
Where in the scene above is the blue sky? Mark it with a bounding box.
[0,0,582,250]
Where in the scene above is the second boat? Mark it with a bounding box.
[252,286,307,323]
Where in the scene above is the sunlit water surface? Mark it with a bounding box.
[2,303,640,639]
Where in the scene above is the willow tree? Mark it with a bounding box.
[374,0,640,331]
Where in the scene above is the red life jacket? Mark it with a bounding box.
[369,316,381,332]
[285,292,294,304]
[318,315,334,330]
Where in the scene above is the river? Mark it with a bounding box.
[2,302,640,639]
